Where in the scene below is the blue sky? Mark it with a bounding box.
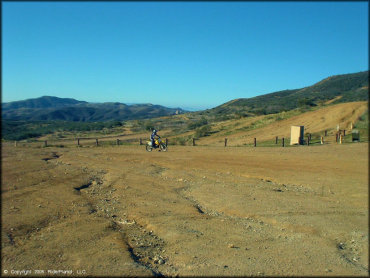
[2,1,368,110]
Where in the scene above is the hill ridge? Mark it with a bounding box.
[210,70,368,116]
[2,70,368,122]
[2,96,186,122]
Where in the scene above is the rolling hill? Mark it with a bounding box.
[209,70,368,116]
[2,96,185,121]
[2,70,368,141]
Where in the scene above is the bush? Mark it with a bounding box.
[298,98,317,107]
[195,125,211,138]
[172,137,187,145]
[254,108,267,115]
[187,117,208,130]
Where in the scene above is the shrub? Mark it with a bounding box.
[187,117,208,130]
[298,98,317,107]
[195,125,211,138]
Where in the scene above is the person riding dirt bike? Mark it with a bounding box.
[150,129,160,148]
[146,129,167,152]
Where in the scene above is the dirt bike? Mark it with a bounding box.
[146,137,167,152]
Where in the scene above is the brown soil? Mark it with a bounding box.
[1,141,368,276]
[198,101,367,146]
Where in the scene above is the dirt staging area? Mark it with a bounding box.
[2,142,368,276]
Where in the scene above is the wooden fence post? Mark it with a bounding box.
[325,130,327,136]
[321,136,324,144]
[96,139,99,146]
[44,140,48,147]
[339,134,343,144]
[352,130,360,142]
[343,130,346,136]
[282,138,285,147]
[307,136,310,146]
[165,138,168,147]
[225,138,228,147]
[117,139,120,145]
[139,138,142,145]
[14,141,17,147]
[254,138,256,147]
[77,138,80,146]
[193,138,196,146]
[275,136,278,144]
[335,133,338,143]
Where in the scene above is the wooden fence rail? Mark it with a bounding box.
[13,131,364,148]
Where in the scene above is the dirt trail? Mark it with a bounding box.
[2,143,368,276]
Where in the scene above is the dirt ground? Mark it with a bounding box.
[1,142,368,276]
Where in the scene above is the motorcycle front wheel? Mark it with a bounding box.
[159,143,167,152]
[146,145,153,152]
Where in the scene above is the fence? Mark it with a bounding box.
[10,129,363,148]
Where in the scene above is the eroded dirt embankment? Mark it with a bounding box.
[2,143,369,276]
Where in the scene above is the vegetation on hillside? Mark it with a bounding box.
[2,71,368,142]
[2,96,185,122]
[353,109,369,141]
[209,70,368,115]
[2,120,124,141]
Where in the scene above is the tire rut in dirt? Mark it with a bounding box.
[78,169,176,276]
[117,222,168,277]
[41,152,61,161]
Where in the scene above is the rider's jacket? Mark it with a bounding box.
[151,131,158,140]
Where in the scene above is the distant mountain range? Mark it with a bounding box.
[209,70,368,116]
[2,97,185,121]
[2,70,368,122]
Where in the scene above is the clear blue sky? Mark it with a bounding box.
[2,1,368,110]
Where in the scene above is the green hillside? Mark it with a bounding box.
[2,96,87,110]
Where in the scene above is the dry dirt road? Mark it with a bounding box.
[1,142,368,276]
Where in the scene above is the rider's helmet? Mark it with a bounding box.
[153,129,157,133]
